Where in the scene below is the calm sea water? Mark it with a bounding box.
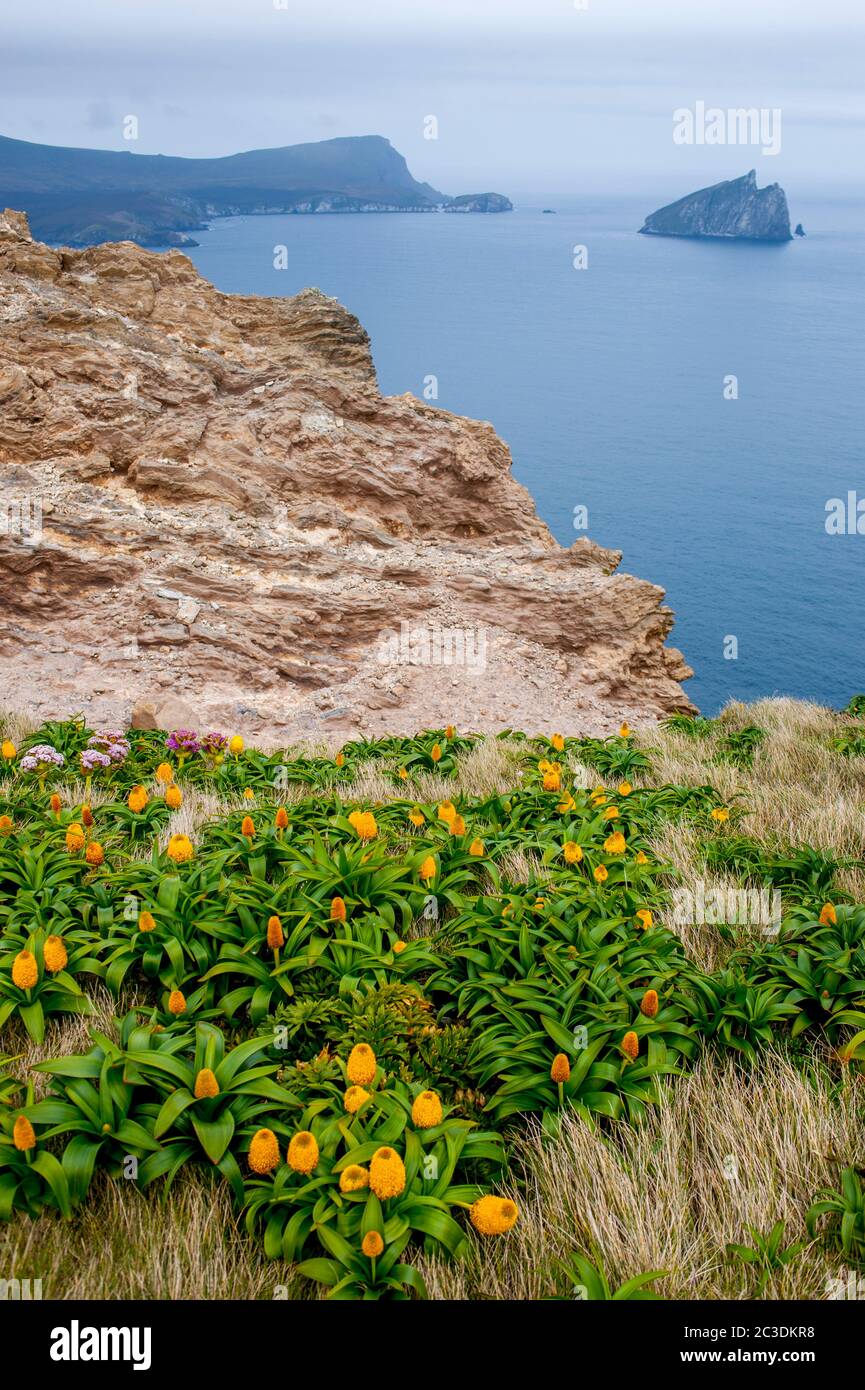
[186,196,865,715]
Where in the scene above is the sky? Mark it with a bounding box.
[2,0,864,198]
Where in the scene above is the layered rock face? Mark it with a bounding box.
[0,208,692,741]
[639,171,792,242]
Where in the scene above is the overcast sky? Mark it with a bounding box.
[3,0,863,196]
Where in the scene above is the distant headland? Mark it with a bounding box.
[639,170,794,243]
[0,133,513,248]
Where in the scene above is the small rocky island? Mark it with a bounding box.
[639,170,792,242]
[445,192,513,214]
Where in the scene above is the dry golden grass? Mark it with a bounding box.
[0,1172,308,1301]
[420,1050,863,1301]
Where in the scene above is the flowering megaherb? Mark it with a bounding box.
[19,744,65,775]
[87,731,130,764]
[201,731,229,765]
[80,749,112,774]
[165,729,201,756]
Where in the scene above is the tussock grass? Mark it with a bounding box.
[419,1050,862,1301]
[0,1172,308,1301]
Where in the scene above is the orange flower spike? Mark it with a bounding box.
[640,989,659,1018]
[622,1030,639,1061]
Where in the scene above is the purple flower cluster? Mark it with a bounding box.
[201,731,228,756]
[19,743,66,773]
[81,749,112,773]
[88,731,130,764]
[166,729,201,754]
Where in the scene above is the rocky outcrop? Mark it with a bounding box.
[639,171,792,242]
[0,208,693,740]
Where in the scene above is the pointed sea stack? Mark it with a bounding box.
[639,171,793,242]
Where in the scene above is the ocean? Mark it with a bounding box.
[186,195,865,715]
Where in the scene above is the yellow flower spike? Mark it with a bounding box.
[194,1068,219,1099]
[155,762,174,784]
[430,743,442,763]
[139,911,156,932]
[542,770,561,792]
[470,1196,519,1236]
[362,1230,384,1258]
[711,807,730,823]
[437,801,456,824]
[167,989,187,1016]
[335,751,345,767]
[449,814,466,836]
[12,950,38,989]
[469,838,485,857]
[343,1086,370,1114]
[241,815,255,839]
[819,903,837,926]
[408,807,426,828]
[618,781,632,797]
[127,785,148,813]
[354,811,378,841]
[411,1090,443,1128]
[641,989,659,1018]
[339,1164,369,1193]
[166,834,194,863]
[635,909,653,931]
[43,936,68,974]
[398,768,408,780]
[563,841,583,864]
[593,864,608,884]
[0,814,13,835]
[12,1115,36,1152]
[603,806,619,820]
[85,841,105,866]
[266,915,284,949]
[229,735,244,756]
[248,1128,280,1174]
[243,787,254,800]
[287,1130,319,1174]
[550,1053,570,1083]
[346,1043,377,1086]
[369,1146,406,1199]
[393,940,407,954]
[635,851,649,866]
[65,823,85,852]
[445,725,456,739]
[551,733,565,752]
[165,784,183,810]
[557,793,575,814]
[419,855,437,882]
[604,831,626,854]
[622,1030,639,1061]
[275,806,289,830]
[1,739,16,761]
[619,722,631,738]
